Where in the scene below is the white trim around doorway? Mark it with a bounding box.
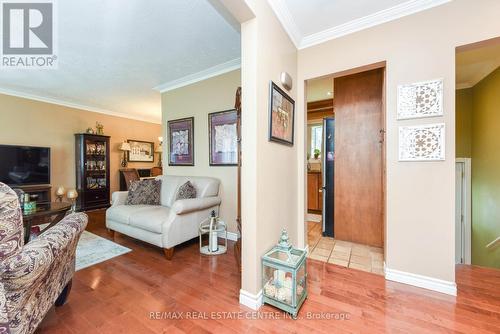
[456,158,472,265]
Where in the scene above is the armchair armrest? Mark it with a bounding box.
[0,237,53,284]
[172,197,221,215]
[111,191,129,206]
[0,282,9,334]
[0,213,87,289]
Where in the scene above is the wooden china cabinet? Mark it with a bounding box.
[75,134,111,211]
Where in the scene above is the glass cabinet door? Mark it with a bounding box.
[84,139,107,190]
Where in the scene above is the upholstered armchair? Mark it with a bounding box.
[0,183,87,334]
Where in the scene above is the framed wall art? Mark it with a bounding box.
[168,117,194,166]
[127,139,154,162]
[399,123,445,161]
[268,81,295,146]
[397,79,443,120]
[209,109,238,166]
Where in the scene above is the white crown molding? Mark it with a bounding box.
[0,87,161,124]
[300,0,452,49]
[269,0,452,50]
[239,289,263,310]
[154,58,241,93]
[385,267,457,296]
[267,0,302,48]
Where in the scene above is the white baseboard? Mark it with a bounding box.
[218,231,239,241]
[239,289,263,310]
[385,267,457,296]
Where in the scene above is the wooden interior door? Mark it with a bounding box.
[333,68,384,247]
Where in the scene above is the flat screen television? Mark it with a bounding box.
[0,145,50,186]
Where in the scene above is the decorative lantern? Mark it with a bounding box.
[262,229,307,319]
[199,210,227,255]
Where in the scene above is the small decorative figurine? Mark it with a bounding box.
[96,122,104,135]
[85,127,95,134]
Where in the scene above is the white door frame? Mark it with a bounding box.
[456,158,472,264]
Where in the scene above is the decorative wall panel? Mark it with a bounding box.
[397,79,443,119]
[399,123,445,161]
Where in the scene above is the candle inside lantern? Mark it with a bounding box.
[273,270,286,286]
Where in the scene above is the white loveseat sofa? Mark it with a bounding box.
[106,175,221,259]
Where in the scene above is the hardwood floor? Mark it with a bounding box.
[37,210,500,333]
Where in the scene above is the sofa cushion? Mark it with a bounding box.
[158,175,220,207]
[126,179,161,205]
[129,206,170,234]
[106,205,153,225]
[176,181,196,200]
[190,177,220,198]
[160,176,186,207]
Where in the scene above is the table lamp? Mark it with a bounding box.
[119,141,131,167]
[157,144,163,167]
[55,186,66,202]
[66,189,78,213]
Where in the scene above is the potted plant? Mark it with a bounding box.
[313,149,321,160]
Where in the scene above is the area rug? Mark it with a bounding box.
[75,230,131,271]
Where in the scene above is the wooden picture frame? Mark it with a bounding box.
[268,81,295,146]
[168,117,194,166]
[209,109,238,166]
[127,139,154,163]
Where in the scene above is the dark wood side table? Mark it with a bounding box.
[22,202,72,244]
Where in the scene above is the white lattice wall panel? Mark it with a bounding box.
[399,123,445,161]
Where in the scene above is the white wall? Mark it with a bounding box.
[297,0,500,287]
[161,70,241,233]
[240,0,298,296]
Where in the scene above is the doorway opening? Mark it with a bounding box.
[305,64,386,275]
[455,37,500,269]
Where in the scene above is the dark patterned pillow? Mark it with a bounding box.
[125,179,161,205]
[175,181,196,200]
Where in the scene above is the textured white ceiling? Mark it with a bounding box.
[286,0,407,37]
[456,42,500,89]
[0,0,241,123]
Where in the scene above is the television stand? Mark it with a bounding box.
[15,185,52,204]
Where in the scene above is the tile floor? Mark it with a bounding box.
[307,221,384,275]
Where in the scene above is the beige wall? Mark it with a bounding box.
[0,94,162,198]
[161,70,240,233]
[240,0,298,295]
[297,0,500,284]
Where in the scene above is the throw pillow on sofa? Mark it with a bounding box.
[126,179,161,205]
[176,181,196,200]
